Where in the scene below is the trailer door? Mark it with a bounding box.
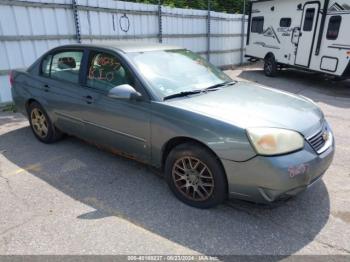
[295,2,320,67]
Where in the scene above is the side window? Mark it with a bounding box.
[41,55,52,77]
[87,51,133,92]
[280,18,292,27]
[327,16,342,40]
[303,8,315,31]
[50,51,83,84]
[251,17,264,33]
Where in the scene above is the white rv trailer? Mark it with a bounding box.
[245,0,350,78]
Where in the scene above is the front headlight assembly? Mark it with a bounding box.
[246,128,304,156]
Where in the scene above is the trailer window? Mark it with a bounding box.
[280,18,291,27]
[327,16,342,40]
[303,8,315,31]
[251,17,264,33]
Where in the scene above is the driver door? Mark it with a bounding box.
[79,49,151,163]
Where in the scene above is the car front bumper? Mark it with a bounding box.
[222,136,335,203]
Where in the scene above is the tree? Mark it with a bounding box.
[130,0,248,14]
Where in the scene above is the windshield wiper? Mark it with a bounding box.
[204,80,236,91]
[163,90,203,101]
[163,81,236,101]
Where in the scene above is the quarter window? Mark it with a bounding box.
[251,17,264,33]
[303,8,315,31]
[50,51,83,84]
[327,16,342,40]
[87,51,132,92]
[280,18,292,27]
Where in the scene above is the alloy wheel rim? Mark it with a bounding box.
[172,156,214,201]
[31,108,48,138]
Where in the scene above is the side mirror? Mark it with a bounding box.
[108,84,142,100]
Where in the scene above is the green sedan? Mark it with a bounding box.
[10,42,335,208]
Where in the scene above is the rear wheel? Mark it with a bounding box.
[165,143,227,208]
[264,55,278,77]
[28,102,63,143]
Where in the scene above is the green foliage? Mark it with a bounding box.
[1,103,16,113]
[130,0,248,14]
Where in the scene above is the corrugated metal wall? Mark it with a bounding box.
[0,0,247,103]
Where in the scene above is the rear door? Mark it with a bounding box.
[295,2,320,67]
[39,48,90,137]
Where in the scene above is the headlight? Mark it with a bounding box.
[246,128,304,155]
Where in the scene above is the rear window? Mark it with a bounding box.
[41,51,83,84]
[327,16,342,40]
[251,16,264,33]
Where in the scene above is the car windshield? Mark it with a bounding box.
[128,49,232,99]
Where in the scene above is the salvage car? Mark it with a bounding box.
[10,42,335,208]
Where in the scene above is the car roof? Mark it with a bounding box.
[56,41,183,53]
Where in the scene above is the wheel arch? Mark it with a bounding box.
[161,136,228,184]
[25,98,62,142]
[161,136,229,200]
[25,98,39,114]
[25,98,55,125]
[162,137,212,167]
[264,52,275,60]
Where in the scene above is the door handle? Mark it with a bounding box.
[84,95,94,104]
[43,84,50,92]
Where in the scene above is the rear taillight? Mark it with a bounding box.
[9,71,14,87]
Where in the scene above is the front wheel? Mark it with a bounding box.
[165,143,227,208]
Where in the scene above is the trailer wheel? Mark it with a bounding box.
[264,55,278,77]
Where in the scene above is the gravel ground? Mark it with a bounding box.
[0,63,349,257]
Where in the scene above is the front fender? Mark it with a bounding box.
[150,102,256,168]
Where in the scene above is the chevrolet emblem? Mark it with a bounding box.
[322,131,329,141]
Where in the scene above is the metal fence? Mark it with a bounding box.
[0,0,247,103]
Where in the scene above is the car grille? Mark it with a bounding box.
[307,125,327,153]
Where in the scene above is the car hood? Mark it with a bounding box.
[165,82,324,137]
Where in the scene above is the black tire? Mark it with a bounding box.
[165,143,227,209]
[264,55,278,77]
[28,101,63,143]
